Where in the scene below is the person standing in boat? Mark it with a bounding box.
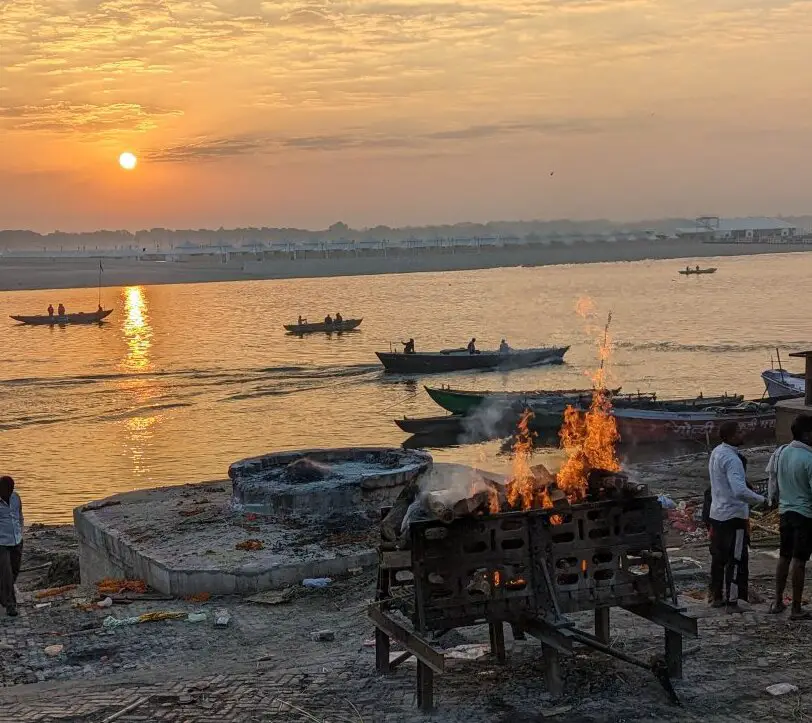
[499,339,510,354]
[57,303,65,316]
[707,421,765,610]
[298,315,304,326]
[0,475,23,618]
[402,338,415,354]
[467,338,477,355]
[47,304,54,317]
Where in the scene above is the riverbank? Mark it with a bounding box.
[2,239,811,291]
[1,447,801,722]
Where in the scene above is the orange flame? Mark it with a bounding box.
[506,409,541,510]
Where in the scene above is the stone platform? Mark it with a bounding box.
[75,447,434,597]
[775,398,812,443]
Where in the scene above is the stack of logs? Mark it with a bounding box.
[382,464,646,546]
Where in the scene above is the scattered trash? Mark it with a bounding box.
[44,644,64,657]
[347,567,363,575]
[34,584,78,600]
[34,602,52,610]
[446,643,490,661]
[541,705,573,718]
[362,638,376,647]
[766,683,799,696]
[187,612,207,623]
[235,539,264,551]
[246,588,295,606]
[245,513,259,522]
[214,609,231,627]
[96,579,147,595]
[184,592,211,603]
[103,611,187,629]
[311,629,335,642]
[178,508,204,517]
[97,597,114,609]
[302,577,332,589]
[657,494,677,509]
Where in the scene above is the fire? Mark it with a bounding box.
[506,409,539,510]
[501,303,620,514]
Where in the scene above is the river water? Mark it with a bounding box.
[1,252,808,522]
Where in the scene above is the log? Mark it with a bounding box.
[381,482,419,542]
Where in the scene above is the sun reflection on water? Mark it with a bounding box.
[124,415,158,476]
[121,286,152,372]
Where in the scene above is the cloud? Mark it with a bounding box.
[145,113,636,161]
[0,101,182,134]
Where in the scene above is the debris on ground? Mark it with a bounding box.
[235,539,264,551]
[34,584,78,600]
[766,683,799,696]
[214,609,231,627]
[96,578,148,595]
[302,577,332,588]
[43,645,64,657]
[310,630,335,642]
[246,588,295,606]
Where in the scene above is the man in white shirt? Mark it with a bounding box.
[707,422,765,609]
[0,475,24,618]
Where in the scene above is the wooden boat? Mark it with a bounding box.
[610,401,776,445]
[425,385,621,415]
[376,346,569,374]
[10,309,113,326]
[678,267,717,275]
[762,368,805,398]
[284,318,362,334]
[395,415,467,435]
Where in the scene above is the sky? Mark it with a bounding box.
[1,0,812,232]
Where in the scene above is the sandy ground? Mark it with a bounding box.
[1,239,810,291]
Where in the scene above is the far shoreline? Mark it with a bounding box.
[1,239,810,292]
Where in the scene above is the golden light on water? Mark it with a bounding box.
[121,286,152,372]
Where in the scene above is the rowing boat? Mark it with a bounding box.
[425,385,621,415]
[10,309,113,326]
[376,346,569,374]
[284,318,362,334]
[678,267,717,275]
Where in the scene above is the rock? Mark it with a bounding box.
[44,644,64,657]
[97,597,113,608]
[310,629,335,642]
[766,683,799,696]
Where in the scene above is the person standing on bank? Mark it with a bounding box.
[0,475,23,617]
[707,422,765,610]
[769,414,812,619]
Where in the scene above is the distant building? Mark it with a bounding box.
[675,216,798,242]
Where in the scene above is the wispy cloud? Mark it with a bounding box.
[0,101,182,134]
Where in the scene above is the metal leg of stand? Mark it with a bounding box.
[489,622,506,663]
[595,607,610,645]
[542,643,563,698]
[665,629,683,679]
[375,627,391,674]
[417,660,434,711]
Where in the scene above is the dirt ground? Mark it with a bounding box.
[1,446,807,723]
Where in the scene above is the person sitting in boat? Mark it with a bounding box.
[467,338,478,355]
[499,339,510,353]
[324,314,333,326]
[335,312,343,324]
[696,264,700,271]
[97,305,103,314]
[402,338,415,354]
[57,303,65,316]
[298,315,303,325]
[47,304,54,317]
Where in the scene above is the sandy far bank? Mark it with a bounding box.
[0,239,810,292]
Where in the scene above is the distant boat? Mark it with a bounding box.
[284,318,362,334]
[375,346,569,374]
[762,368,805,398]
[678,267,717,275]
[10,309,113,326]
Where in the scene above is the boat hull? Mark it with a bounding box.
[613,407,776,445]
[284,318,362,334]
[678,268,717,275]
[376,346,569,374]
[762,369,805,398]
[10,309,113,326]
[424,385,603,415]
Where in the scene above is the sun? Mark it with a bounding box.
[119,152,137,170]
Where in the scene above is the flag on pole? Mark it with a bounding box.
[99,260,104,272]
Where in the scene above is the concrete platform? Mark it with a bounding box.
[74,480,383,596]
[775,398,812,443]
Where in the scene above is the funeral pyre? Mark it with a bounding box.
[370,310,696,711]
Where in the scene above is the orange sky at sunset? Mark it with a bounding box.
[1,0,811,232]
